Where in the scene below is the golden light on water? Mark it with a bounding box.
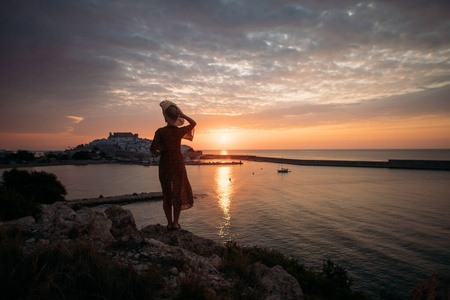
[215,166,234,239]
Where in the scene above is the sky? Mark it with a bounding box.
[1,0,449,151]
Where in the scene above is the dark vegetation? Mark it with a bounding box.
[0,231,366,300]
[2,150,36,162]
[0,235,163,300]
[0,168,66,221]
[221,241,366,300]
[0,148,108,166]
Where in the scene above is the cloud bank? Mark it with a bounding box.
[0,0,449,149]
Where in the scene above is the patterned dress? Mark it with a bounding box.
[150,124,195,210]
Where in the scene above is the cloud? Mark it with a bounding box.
[198,85,450,131]
[66,116,84,124]
[0,0,449,149]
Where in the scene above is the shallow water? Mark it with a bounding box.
[4,150,450,298]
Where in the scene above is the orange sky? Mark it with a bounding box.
[1,1,450,151]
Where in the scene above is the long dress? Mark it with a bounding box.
[150,124,194,210]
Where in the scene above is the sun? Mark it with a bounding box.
[221,136,227,141]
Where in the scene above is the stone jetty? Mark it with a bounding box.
[66,192,164,209]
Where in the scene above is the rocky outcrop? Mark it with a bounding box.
[39,202,114,242]
[105,205,137,238]
[1,202,304,299]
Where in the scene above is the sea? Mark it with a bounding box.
[2,149,450,298]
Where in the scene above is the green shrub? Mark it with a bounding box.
[4,150,35,163]
[72,151,92,160]
[222,241,366,300]
[323,258,353,290]
[0,186,41,221]
[2,168,67,204]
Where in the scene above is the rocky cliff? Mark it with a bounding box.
[1,203,304,299]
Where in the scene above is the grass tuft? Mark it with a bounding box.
[0,232,163,299]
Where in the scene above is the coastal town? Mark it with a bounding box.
[0,132,203,166]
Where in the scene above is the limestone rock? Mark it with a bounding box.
[4,202,307,299]
[247,262,304,300]
[39,202,113,241]
[140,224,225,257]
[208,253,222,269]
[2,216,35,233]
[104,205,137,238]
[412,274,450,300]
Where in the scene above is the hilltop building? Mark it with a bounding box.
[109,132,138,139]
[88,132,200,162]
[90,132,151,154]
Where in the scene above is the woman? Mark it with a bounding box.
[150,100,197,230]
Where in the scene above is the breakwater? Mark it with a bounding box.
[66,192,164,209]
[200,154,450,170]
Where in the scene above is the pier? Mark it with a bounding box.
[200,155,450,171]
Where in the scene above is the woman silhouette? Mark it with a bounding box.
[150,100,196,230]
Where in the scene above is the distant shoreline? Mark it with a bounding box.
[200,154,450,170]
[0,159,244,170]
[0,160,126,169]
[2,154,450,170]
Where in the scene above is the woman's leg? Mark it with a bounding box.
[173,206,181,229]
[163,198,173,228]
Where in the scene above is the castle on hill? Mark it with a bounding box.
[88,132,199,161]
[90,132,151,154]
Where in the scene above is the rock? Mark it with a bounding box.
[169,267,179,276]
[3,203,307,299]
[134,264,150,272]
[40,202,77,236]
[75,208,114,241]
[247,262,304,300]
[208,254,222,269]
[140,224,225,257]
[39,202,113,242]
[144,237,166,247]
[104,206,137,238]
[412,274,450,300]
[2,216,35,233]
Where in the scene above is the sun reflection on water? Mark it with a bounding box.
[215,166,234,240]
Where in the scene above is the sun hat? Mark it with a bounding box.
[160,100,185,127]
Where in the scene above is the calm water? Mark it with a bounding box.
[206,149,450,161]
[3,149,450,298]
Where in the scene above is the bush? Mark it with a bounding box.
[0,186,41,221]
[323,258,353,290]
[2,168,67,204]
[72,151,92,160]
[4,150,35,163]
[222,241,366,300]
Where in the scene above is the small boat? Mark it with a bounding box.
[277,167,290,173]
